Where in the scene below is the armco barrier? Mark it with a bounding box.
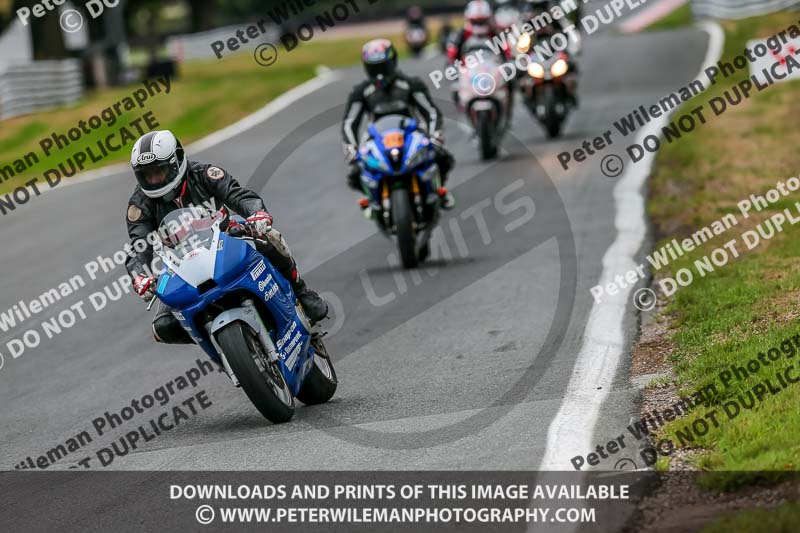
[692,0,800,19]
[0,59,83,120]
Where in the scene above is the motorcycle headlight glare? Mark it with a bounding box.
[550,58,569,77]
[516,33,531,54]
[527,62,545,79]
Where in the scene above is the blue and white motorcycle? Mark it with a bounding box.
[356,115,442,268]
[150,208,337,424]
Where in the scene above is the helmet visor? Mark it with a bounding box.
[135,161,180,193]
[365,61,395,81]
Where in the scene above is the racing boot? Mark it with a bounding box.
[293,277,329,323]
[434,148,456,210]
[438,187,456,210]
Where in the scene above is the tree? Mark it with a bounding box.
[13,0,68,59]
[190,0,218,32]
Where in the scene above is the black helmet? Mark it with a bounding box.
[362,39,398,88]
[131,130,187,200]
[522,0,551,15]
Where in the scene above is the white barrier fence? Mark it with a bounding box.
[0,60,83,120]
[691,0,800,19]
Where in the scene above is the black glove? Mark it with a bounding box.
[347,163,362,191]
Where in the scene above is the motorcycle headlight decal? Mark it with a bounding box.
[405,139,432,170]
[367,146,391,173]
[551,58,569,77]
[528,62,545,79]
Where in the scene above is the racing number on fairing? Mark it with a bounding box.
[383,132,404,149]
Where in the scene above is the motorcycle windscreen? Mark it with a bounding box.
[157,207,220,288]
[372,115,414,135]
[460,53,505,98]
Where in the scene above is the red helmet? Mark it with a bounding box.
[464,0,493,37]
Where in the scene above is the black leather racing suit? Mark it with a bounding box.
[125,161,300,344]
[341,72,454,187]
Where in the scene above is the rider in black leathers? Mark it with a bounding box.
[125,130,328,344]
[342,38,455,209]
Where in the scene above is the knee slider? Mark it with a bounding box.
[153,315,193,344]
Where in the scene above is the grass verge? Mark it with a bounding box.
[700,502,800,532]
[0,33,401,195]
[646,11,800,489]
[646,3,693,32]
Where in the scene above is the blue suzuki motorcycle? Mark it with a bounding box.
[151,208,337,424]
[356,115,442,268]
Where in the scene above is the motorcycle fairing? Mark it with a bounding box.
[360,118,437,201]
[155,232,314,394]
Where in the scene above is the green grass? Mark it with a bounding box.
[645,3,693,31]
[0,33,400,195]
[700,503,800,533]
[646,11,800,490]
[645,375,673,389]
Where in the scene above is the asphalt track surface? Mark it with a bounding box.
[0,22,708,471]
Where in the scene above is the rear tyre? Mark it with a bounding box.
[477,109,498,160]
[392,188,419,269]
[296,335,338,405]
[217,322,294,423]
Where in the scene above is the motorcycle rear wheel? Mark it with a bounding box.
[217,322,295,423]
[392,188,419,268]
[296,335,338,405]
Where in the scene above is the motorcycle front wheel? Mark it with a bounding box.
[217,322,295,423]
[543,85,564,139]
[477,109,498,160]
[392,188,419,268]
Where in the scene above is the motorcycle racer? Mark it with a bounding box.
[342,38,455,210]
[125,130,328,344]
[447,0,512,65]
[518,0,580,106]
[447,1,515,124]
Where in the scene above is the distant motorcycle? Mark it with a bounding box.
[151,208,337,424]
[456,43,511,160]
[356,115,442,268]
[405,23,429,57]
[517,32,576,138]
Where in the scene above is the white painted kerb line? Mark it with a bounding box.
[537,21,725,471]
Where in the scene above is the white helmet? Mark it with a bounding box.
[464,0,493,36]
[131,130,187,199]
